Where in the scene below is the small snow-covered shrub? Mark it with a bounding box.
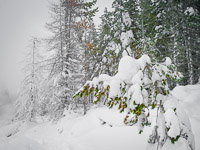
[74,55,194,150]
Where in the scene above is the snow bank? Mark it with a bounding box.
[172,84,200,150]
[171,85,200,119]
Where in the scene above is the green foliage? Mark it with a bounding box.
[170,136,180,144]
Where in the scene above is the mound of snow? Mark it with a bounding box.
[171,85,200,119]
[117,56,139,84]
[172,84,200,150]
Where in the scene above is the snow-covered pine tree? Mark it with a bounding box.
[97,0,158,76]
[97,8,119,76]
[43,0,98,120]
[74,54,195,150]
[42,0,67,121]
[14,38,43,121]
[96,2,134,77]
[153,0,200,85]
[75,0,98,114]
[98,0,200,86]
[180,2,200,85]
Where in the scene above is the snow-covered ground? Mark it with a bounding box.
[0,107,151,150]
[0,84,199,150]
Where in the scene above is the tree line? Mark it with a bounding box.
[14,0,200,122]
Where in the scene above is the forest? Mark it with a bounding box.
[0,0,200,150]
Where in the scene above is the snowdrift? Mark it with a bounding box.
[172,85,200,150]
[0,106,151,150]
[0,84,199,150]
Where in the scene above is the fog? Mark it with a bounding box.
[0,0,113,96]
[0,0,51,95]
[0,0,113,121]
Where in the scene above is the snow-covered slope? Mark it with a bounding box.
[0,84,199,150]
[0,107,151,150]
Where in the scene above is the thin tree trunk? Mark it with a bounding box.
[83,27,87,115]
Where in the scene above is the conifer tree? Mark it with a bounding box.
[15,38,43,121]
[98,0,200,86]
[98,0,158,75]
[153,0,200,85]
[43,0,97,119]
[74,54,194,150]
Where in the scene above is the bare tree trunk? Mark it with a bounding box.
[30,38,36,121]
[83,28,87,115]
[141,0,146,54]
[60,0,64,71]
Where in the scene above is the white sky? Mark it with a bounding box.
[0,0,113,95]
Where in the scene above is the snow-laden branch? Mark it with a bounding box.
[74,54,194,150]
